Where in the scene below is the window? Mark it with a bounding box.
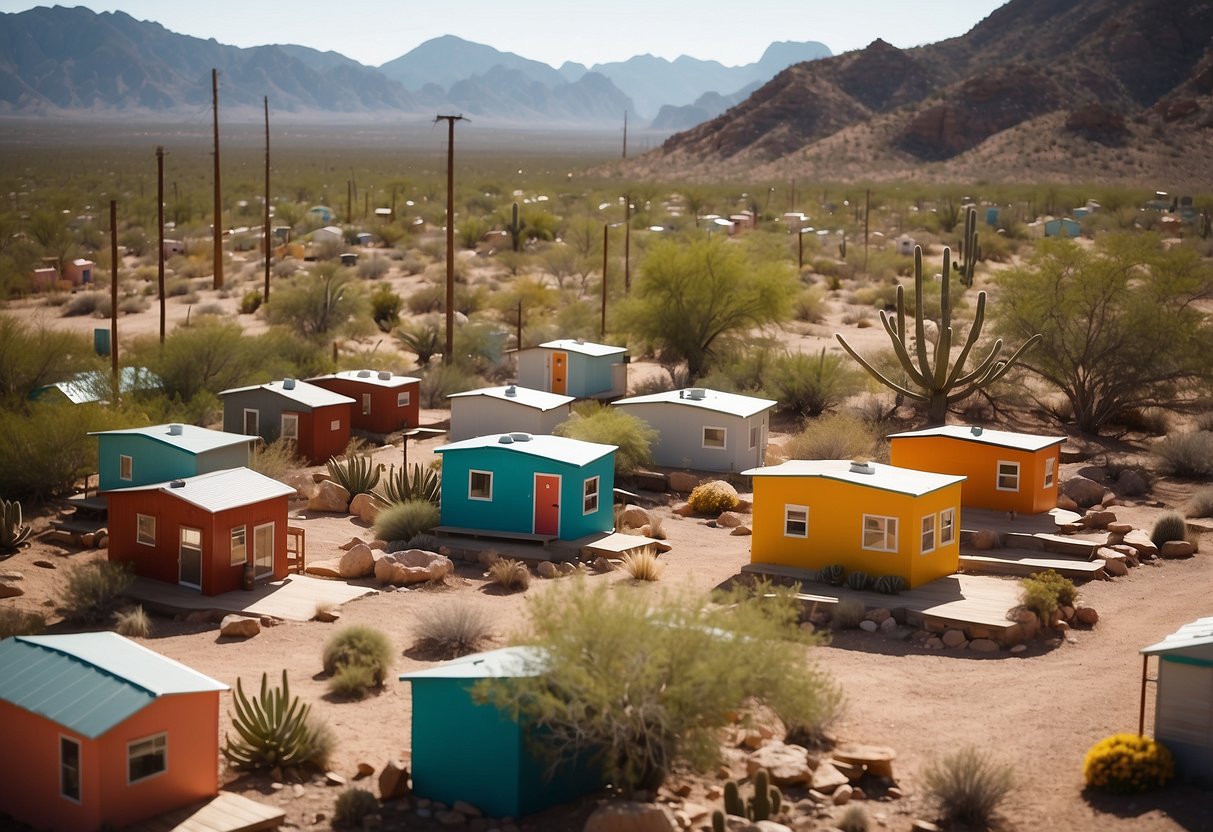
[119,454,133,481]
[469,470,493,501]
[784,505,808,538]
[921,515,936,554]
[583,476,599,514]
[997,461,1020,491]
[702,427,726,449]
[127,734,166,784]
[939,508,956,546]
[230,525,247,566]
[750,426,759,449]
[243,408,259,436]
[361,393,372,416]
[137,514,156,547]
[281,413,298,440]
[397,391,411,408]
[180,527,202,548]
[862,515,898,552]
[1044,456,1056,488]
[60,736,80,802]
[330,419,341,431]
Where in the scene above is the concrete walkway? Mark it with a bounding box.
[125,574,379,622]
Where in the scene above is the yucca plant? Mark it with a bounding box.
[326,453,380,497]
[0,498,32,553]
[223,671,321,771]
[377,462,441,506]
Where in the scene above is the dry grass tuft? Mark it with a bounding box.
[620,549,664,581]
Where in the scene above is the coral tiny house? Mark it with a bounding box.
[447,384,574,442]
[888,425,1064,515]
[514,339,627,399]
[219,377,355,465]
[106,467,295,595]
[90,423,255,492]
[434,433,615,541]
[1141,617,1213,778]
[744,460,965,589]
[307,369,420,435]
[0,632,228,832]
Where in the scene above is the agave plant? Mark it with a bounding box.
[0,499,31,554]
[326,453,380,496]
[223,671,319,771]
[376,462,441,506]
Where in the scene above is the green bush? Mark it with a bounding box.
[687,481,740,515]
[1185,487,1213,518]
[369,282,401,331]
[836,805,870,832]
[793,287,828,323]
[1151,510,1188,547]
[1083,733,1174,794]
[923,746,1014,826]
[250,437,304,481]
[0,400,118,501]
[555,403,656,475]
[322,625,393,686]
[0,607,46,638]
[418,364,480,408]
[783,412,882,462]
[765,349,864,419]
[62,291,110,317]
[374,499,440,544]
[61,561,134,625]
[334,787,380,827]
[1019,569,1076,623]
[223,671,328,772]
[487,558,530,592]
[239,289,262,314]
[413,601,493,659]
[326,453,381,497]
[328,664,378,700]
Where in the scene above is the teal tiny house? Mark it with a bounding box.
[90,423,255,492]
[515,339,627,399]
[400,647,605,818]
[434,433,615,541]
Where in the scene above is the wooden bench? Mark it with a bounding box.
[433,525,556,545]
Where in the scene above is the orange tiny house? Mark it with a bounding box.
[0,633,228,832]
[744,460,965,589]
[888,425,1064,515]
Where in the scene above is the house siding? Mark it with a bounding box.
[449,397,571,442]
[309,377,419,434]
[96,436,250,492]
[516,347,622,398]
[1155,655,1213,777]
[296,402,351,465]
[889,436,1059,514]
[613,402,767,472]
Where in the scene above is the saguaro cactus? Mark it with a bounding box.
[508,202,525,252]
[836,206,1040,426]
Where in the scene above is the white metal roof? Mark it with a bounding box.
[888,424,1065,452]
[536,339,627,357]
[436,433,615,467]
[448,384,574,412]
[219,378,355,409]
[309,369,420,389]
[1142,617,1213,655]
[89,423,255,454]
[399,646,546,681]
[107,467,296,513]
[613,387,776,418]
[743,459,965,497]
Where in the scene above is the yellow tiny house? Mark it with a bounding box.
[744,460,965,589]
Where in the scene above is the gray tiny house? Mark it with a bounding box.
[219,378,355,465]
[1141,618,1213,779]
[447,385,574,442]
[514,339,627,399]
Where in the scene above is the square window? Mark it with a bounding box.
[119,454,133,481]
[180,527,201,548]
[921,515,936,554]
[469,470,493,501]
[997,461,1020,491]
[330,419,341,431]
[361,393,372,416]
[230,525,247,566]
[862,515,898,552]
[127,734,166,784]
[1044,457,1056,488]
[281,414,299,440]
[784,505,808,538]
[939,508,956,546]
[583,476,599,514]
[60,736,80,801]
[397,391,411,408]
[703,427,726,449]
[137,514,156,547]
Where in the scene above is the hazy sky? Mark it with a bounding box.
[0,1,1010,68]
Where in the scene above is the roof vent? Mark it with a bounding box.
[971,426,984,436]
[168,423,184,436]
[850,460,875,475]
[169,479,186,488]
[378,371,391,381]
[505,384,517,397]
[498,435,514,444]
[510,432,532,442]
[357,369,371,378]
[686,388,706,400]
[282,378,296,390]
[574,338,585,345]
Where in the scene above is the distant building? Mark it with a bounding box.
[514,339,628,399]
[219,378,355,464]
[447,385,574,442]
[308,370,421,435]
[30,367,162,406]
[63,259,94,287]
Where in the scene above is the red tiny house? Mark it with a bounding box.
[219,378,355,465]
[309,369,421,435]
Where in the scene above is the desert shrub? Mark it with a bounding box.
[476,580,839,793]
[793,286,828,323]
[61,561,133,624]
[419,364,480,408]
[850,282,899,311]
[836,805,870,832]
[334,787,380,828]
[688,481,740,514]
[62,291,110,317]
[621,550,664,581]
[766,349,864,419]
[487,558,530,592]
[249,437,303,481]
[406,283,444,314]
[648,516,666,540]
[322,625,393,694]
[0,607,46,638]
[1185,487,1213,518]
[1019,569,1075,623]
[239,289,262,314]
[369,282,401,331]
[555,403,656,475]
[328,664,378,700]
[357,255,391,280]
[784,412,882,461]
[374,499,440,543]
[114,605,152,638]
[1083,734,1174,794]
[1151,510,1188,546]
[118,294,149,314]
[831,599,866,630]
[1112,407,1171,435]
[923,746,1014,826]
[413,601,493,659]
[223,671,329,771]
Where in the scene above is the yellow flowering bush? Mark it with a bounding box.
[1083,733,1174,794]
[688,481,740,514]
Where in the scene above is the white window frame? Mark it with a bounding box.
[996,460,1020,492]
[702,426,727,449]
[242,407,259,436]
[136,513,156,547]
[119,454,133,482]
[583,476,600,515]
[230,525,247,567]
[281,413,299,440]
[784,504,808,538]
[361,393,372,416]
[939,508,956,546]
[60,735,81,803]
[862,514,898,553]
[468,469,493,501]
[397,390,411,408]
[1044,456,1056,489]
[127,733,167,785]
[921,514,936,554]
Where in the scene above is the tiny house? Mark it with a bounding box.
[30,367,162,406]
[744,459,965,589]
[90,423,255,492]
[0,632,228,832]
[308,369,421,435]
[107,467,295,595]
[1141,618,1213,779]
[447,384,575,442]
[611,387,775,473]
[313,225,343,245]
[888,425,1064,515]
[1044,217,1081,238]
[515,339,627,399]
[219,378,355,465]
[435,433,615,541]
[400,647,604,818]
[63,258,94,287]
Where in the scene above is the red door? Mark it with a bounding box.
[534,473,561,537]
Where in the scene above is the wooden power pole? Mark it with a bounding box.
[436,114,465,364]
[211,68,223,290]
[624,195,632,294]
[156,146,165,343]
[109,200,119,386]
[601,223,609,337]
[264,96,271,303]
[622,111,628,160]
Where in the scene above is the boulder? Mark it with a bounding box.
[339,543,376,579]
[668,472,701,493]
[308,480,351,513]
[1061,476,1107,508]
[879,616,898,634]
[1082,510,1117,530]
[1057,493,1079,512]
[619,505,653,529]
[1122,529,1159,558]
[1102,556,1129,577]
[941,629,968,648]
[1161,540,1195,559]
[350,492,382,523]
[0,581,23,599]
[373,556,397,584]
[746,741,814,786]
[730,525,752,537]
[1117,468,1148,497]
[384,549,453,586]
[832,784,854,805]
[1075,606,1100,626]
[306,560,343,579]
[671,502,696,518]
[378,758,410,801]
[716,511,744,528]
[809,761,850,792]
[219,615,260,639]
[356,762,375,778]
[583,801,677,832]
[859,620,878,633]
[865,608,891,624]
[1106,522,1134,534]
[340,536,368,551]
[537,561,559,579]
[282,471,315,500]
[832,744,896,780]
[969,638,999,653]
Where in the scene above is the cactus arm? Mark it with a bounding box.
[941,291,988,390]
[835,334,928,402]
[912,247,931,378]
[873,308,929,388]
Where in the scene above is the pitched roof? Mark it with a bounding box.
[0,632,227,739]
[888,425,1065,452]
[448,384,574,412]
[32,367,161,405]
[309,369,420,389]
[613,387,776,418]
[536,339,627,357]
[399,646,546,681]
[1142,617,1213,656]
[743,459,965,497]
[106,467,295,513]
[219,378,355,409]
[89,423,255,455]
[436,433,615,467]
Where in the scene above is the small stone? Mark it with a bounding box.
[0,570,23,581]
[537,561,558,579]
[592,556,616,572]
[314,607,342,623]
[969,638,999,653]
[436,810,466,825]
[1161,540,1194,559]
[910,821,941,832]
[308,479,351,513]
[0,581,24,599]
[219,615,260,639]
[864,608,891,624]
[1010,643,1027,654]
[1075,606,1099,626]
[1082,510,1116,530]
[350,492,382,523]
[1060,605,1075,621]
[340,536,368,550]
[878,617,898,634]
[925,637,943,649]
[730,525,752,536]
[717,511,744,528]
[356,762,375,779]
[810,761,850,792]
[33,560,56,569]
[1107,522,1134,534]
[379,759,410,801]
[1117,469,1148,496]
[582,802,676,832]
[306,560,343,578]
[832,784,854,805]
[292,783,305,797]
[941,629,967,648]
[851,787,866,801]
[859,620,878,633]
[748,741,814,786]
[339,543,376,578]
[832,744,896,780]
[325,771,346,786]
[1102,556,1129,577]
[620,505,653,528]
[671,501,696,517]
[886,787,903,800]
[557,561,577,575]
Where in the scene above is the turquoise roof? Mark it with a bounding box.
[30,367,161,405]
[88,423,255,455]
[400,646,546,681]
[0,633,227,739]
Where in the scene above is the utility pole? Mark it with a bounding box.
[347,180,352,224]
[156,146,165,343]
[624,195,632,294]
[622,111,628,160]
[436,114,465,364]
[601,223,609,337]
[863,188,871,274]
[109,200,119,388]
[211,68,223,290]
[264,96,271,303]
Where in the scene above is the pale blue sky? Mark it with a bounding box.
[0,1,1010,68]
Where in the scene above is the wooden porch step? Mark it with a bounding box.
[1004,531,1108,559]
[960,550,1108,580]
[433,525,556,546]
